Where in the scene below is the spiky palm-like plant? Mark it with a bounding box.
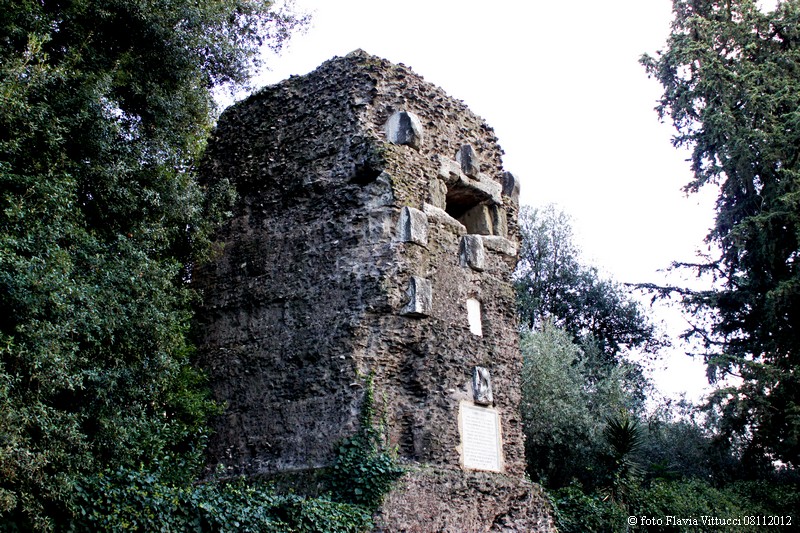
[602,411,644,505]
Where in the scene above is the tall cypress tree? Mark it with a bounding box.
[642,0,800,469]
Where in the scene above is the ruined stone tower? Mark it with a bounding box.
[195,50,554,531]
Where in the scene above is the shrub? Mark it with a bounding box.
[631,479,756,532]
[70,467,373,533]
[550,483,628,533]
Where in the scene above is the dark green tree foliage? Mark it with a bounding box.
[640,400,739,483]
[515,204,663,364]
[554,477,799,533]
[0,1,301,529]
[642,0,800,467]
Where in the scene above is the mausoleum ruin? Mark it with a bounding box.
[195,50,554,531]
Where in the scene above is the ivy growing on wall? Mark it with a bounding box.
[328,374,405,508]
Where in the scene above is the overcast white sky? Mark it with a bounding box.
[245,0,722,401]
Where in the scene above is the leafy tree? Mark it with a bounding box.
[642,0,800,467]
[516,204,666,489]
[639,400,737,483]
[521,324,596,487]
[515,204,664,365]
[0,1,303,529]
[515,205,582,332]
[520,323,640,488]
[514,203,665,425]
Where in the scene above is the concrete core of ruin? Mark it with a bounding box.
[194,50,555,532]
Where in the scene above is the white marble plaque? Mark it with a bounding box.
[466,298,482,336]
[458,402,504,472]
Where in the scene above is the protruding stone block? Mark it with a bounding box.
[480,235,518,256]
[364,171,395,209]
[456,144,480,177]
[385,110,423,150]
[435,155,462,185]
[467,298,483,336]
[473,367,493,405]
[491,205,508,238]
[397,206,428,246]
[428,178,448,210]
[400,276,432,317]
[423,203,467,235]
[502,171,520,204]
[459,235,485,271]
[477,175,503,205]
[460,204,493,236]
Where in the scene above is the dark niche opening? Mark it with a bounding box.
[351,160,381,184]
[445,185,481,220]
[446,185,490,235]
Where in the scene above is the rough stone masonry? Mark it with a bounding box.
[194,50,555,532]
